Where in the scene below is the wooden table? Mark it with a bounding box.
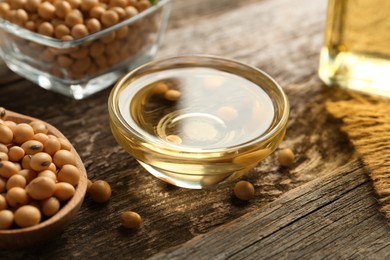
[1,0,390,258]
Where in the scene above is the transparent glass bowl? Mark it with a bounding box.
[0,0,172,99]
[108,55,289,189]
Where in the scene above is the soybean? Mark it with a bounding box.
[8,146,25,161]
[6,174,27,190]
[71,23,89,38]
[0,125,13,144]
[0,143,8,153]
[278,148,295,167]
[38,1,56,20]
[217,106,238,122]
[54,182,76,201]
[38,21,54,37]
[57,164,80,186]
[234,181,255,201]
[101,10,119,26]
[18,169,37,183]
[124,6,138,18]
[53,149,76,167]
[38,170,57,182]
[34,133,49,144]
[6,187,30,208]
[65,10,83,27]
[0,177,6,193]
[88,180,111,203]
[41,197,60,217]
[86,18,101,33]
[4,120,16,132]
[166,135,182,145]
[89,5,105,19]
[0,210,14,230]
[0,161,19,178]
[55,1,72,18]
[120,211,142,229]
[13,123,34,144]
[87,179,93,192]
[25,0,41,13]
[48,162,57,173]
[30,152,52,172]
[164,89,181,101]
[21,140,44,155]
[81,0,99,11]
[0,152,8,161]
[26,176,56,200]
[21,155,33,170]
[14,205,41,228]
[151,82,168,95]
[54,24,71,39]
[0,195,7,210]
[29,120,48,134]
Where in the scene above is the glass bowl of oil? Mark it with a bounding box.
[108,55,289,189]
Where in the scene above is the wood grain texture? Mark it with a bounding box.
[151,160,390,259]
[0,0,387,258]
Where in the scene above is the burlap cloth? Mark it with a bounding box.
[326,91,390,219]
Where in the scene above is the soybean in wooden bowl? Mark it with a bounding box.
[0,110,88,249]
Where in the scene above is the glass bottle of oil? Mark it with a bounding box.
[319,0,390,97]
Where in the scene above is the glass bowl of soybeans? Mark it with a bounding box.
[0,0,172,99]
[108,55,290,189]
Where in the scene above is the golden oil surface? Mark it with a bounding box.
[120,67,275,150]
[319,0,390,97]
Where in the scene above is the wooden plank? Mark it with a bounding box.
[0,81,358,258]
[0,0,384,258]
[150,160,390,259]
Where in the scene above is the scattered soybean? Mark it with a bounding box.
[278,148,295,167]
[88,180,111,203]
[120,211,142,229]
[234,180,255,201]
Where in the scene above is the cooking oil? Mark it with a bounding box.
[109,57,288,188]
[319,0,390,97]
[126,67,275,149]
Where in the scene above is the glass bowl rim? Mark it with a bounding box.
[0,0,172,49]
[108,54,290,154]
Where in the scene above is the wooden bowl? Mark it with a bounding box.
[0,110,88,248]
